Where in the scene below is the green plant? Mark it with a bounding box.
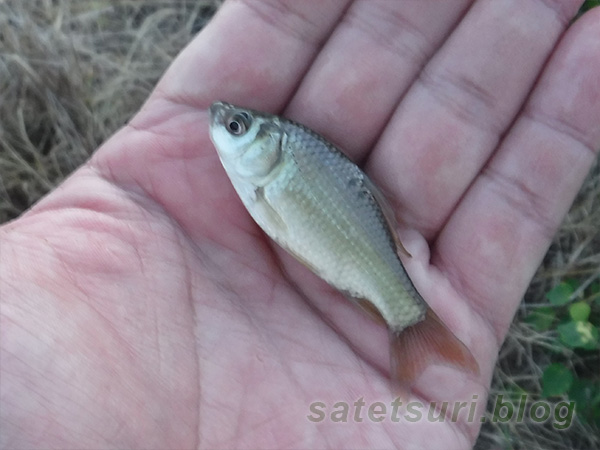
[581,0,600,13]
[526,280,600,427]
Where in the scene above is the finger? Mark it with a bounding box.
[86,0,350,245]
[285,0,474,161]
[433,9,600,341]
[148,0,350,114]
[366,0,583,238]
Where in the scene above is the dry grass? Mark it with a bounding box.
[0,0,222,221]
[477,162,600,449]
[0,1,598,449]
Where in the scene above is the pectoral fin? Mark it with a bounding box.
[255,187,287,233]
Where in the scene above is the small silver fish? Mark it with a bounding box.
[209,101,478,386]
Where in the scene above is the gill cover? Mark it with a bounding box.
[235,122,284,180]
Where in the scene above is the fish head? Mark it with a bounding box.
[209,101,284,185]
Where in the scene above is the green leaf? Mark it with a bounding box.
[569,378,600,407]
[569,302,591,321]
[581,0,600,13]
[542,363,574,397]
[546,282,574,306]
[590,282,600,305]
[558,320,600,350]
[524,307,556,331]
[569,378,600,425]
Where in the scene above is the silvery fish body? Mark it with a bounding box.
[209,101,425,331]
[209,101,477,384]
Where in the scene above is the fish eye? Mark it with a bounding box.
[226,112,252,136]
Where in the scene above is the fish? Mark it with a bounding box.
[208,101,479,387]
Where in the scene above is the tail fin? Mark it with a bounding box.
[389,307,479,389]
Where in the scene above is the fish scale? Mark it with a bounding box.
[209,101,479,386]
[271,120,426,330]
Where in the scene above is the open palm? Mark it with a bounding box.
[2,1,599,449]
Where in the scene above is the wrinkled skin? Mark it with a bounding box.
[1,1,599,449]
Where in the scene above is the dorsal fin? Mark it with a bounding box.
[361,176,412,258]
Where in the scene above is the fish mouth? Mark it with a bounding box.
[209,101,236,126]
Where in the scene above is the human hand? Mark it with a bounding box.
[2,1,599,448]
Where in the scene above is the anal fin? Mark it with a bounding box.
[354,298,388,327]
